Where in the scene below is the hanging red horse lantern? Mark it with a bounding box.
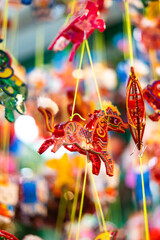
[38,98,128,176]
[143,80,160,121]
[48,0,106,61]
[126,67,146,151]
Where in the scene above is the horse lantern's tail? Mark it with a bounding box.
[37,97,59,133]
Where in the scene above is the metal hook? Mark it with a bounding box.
[130,144,137,156]
[130,143,147,157]
[138,144,147,158]
[84,30,87,40]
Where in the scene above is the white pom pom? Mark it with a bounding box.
[23,235,43,240]
[37,97,59,115]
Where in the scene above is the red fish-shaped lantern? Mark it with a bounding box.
[126,67,146,150]
[38,98,128,176]
[48,0,106,61]
[0,230,19,240]
[143,80,160,121]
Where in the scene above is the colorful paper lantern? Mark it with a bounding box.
[126,67,146,150]
[38,99,128,176]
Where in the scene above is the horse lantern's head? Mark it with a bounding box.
[105,105,128,133]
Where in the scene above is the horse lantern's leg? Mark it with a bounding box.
[100,151,114,177]
[38,138,55,154]
[88,152,101,175]
[51,138,64,153]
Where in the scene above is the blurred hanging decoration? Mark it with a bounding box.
[67,87,95,123]
[0,74,28,122]
[22,235,43,240]
[9,0,32,7]
[131,0,160,51]
[21,0,32,5]
[141,0,156,7]
[126,66,146,151]
[0,230,19,240]
[20,176,49,217]
[0,176,18,224]
[143,80,160,121]
[48,0,106,61]
[94,230,118,240]
[31,0,54,21]
[55,62,77,89]
[0,41,28,122]
[0,42,13,79]
[134,168,152,208]
[38,98,128,176]
[46,153,75,197]
[151,157,160,185]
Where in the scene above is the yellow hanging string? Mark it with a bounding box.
[1,0,9,50]
[10,9,19,56]
[94,194,103,232]
[68,167,82,240]
[35,24,45,67]
[2,120,10,175]
[123,13,128,61]
[70,113,86,121]
[88,165,103,232]
[71,41,85,120]
[124,2,150,239]
[124,0,134,67]
[76,161,88,240]
[65,0,76,25]
[88,164,108,234]
[56,191,68,235]
[85,40,103,110]
[139,156,150,240]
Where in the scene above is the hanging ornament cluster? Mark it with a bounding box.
[0,40,28,122]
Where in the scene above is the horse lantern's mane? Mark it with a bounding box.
[102,101,121,116]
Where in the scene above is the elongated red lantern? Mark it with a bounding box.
[126,67,146,150]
